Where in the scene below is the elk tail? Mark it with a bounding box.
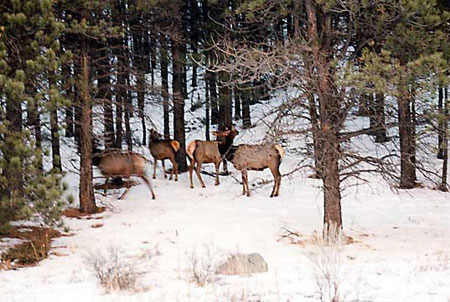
[186,140,196,160]
[170,140,180,152]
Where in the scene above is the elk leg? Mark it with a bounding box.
[269,166,281,197]
[243,170,250,197]
[189,159,195,189]
[222,159,229,175]
[141,175,156,200]
[119,187,130,199]
[162,160,168,179]
[196,162,206,188]
[104,177,109,194]
[214,161,220,186]
[241,171,246,195]
[275,175,281,197]
[153,159,157,179]
[173,159,178,181]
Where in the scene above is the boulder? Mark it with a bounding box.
[216,253,268,275]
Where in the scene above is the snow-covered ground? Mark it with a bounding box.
[1,93,450,301]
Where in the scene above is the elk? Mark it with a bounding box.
[93,149,156,200]
[186,126,239,189]
[148,129,180,181]
[224,144,285,197]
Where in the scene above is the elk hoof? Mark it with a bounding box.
[190,185,194,189]
[201,184,206,188]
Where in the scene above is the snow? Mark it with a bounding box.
[1,94,450,301]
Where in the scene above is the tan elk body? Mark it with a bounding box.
[148,129,180,181]
[94,150,156,199]
[225,144,284,197]
[186,126,239,189]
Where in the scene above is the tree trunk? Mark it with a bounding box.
[205,72,211,141]
[241,85,252,128]
[373,92,389,143]
[63,64,74,138]
[440,87,448,191]
[27,95,43,171]
[234,88,241,121]
[172,38,188,172]
[218,71,232,130]
[208,70,219,125]
[49,75,62,172]
[79,55,97,214]
[305,0,342,235]
[438,85,444,159]
[4,78,24,202]
[160,34,170,140]
[98,48,115,149]
[398,93,416,189]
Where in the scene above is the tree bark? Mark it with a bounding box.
[398,92,416,189]
[305,0,342,235]
[218,71,232,130]
[205,72,211,141]
[49,75,62,172]
[241,85,252,128]
[438,85,444,159]
[160,34,170,140]
[98,47,115,149]
[440,87,448,191]
[373,92,389,143]
[172,38,188,172]
[79,55,97,214]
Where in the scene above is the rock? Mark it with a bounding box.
[216,253,268,275]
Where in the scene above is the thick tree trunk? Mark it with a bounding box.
[218,71,232,130]
[79,55,96,214]
[373,92,389,143]
[160,34,170,140]
[74,59,82,149]
[398,93,416,189]
[172,39,188,172]
[305,0,342,235]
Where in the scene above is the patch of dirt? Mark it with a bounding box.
[0,226,62,269]
[62,207,105,219]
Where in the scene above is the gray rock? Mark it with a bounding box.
[216,253,268,275]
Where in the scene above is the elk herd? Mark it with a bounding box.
[93,126,285,200]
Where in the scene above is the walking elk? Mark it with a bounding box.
[93,149,156,200]
[148,129,180,181]
[186,126,239,189]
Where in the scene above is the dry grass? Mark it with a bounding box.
[0,226,61,267]
[84,246,139,292]
[186,244,221,286]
